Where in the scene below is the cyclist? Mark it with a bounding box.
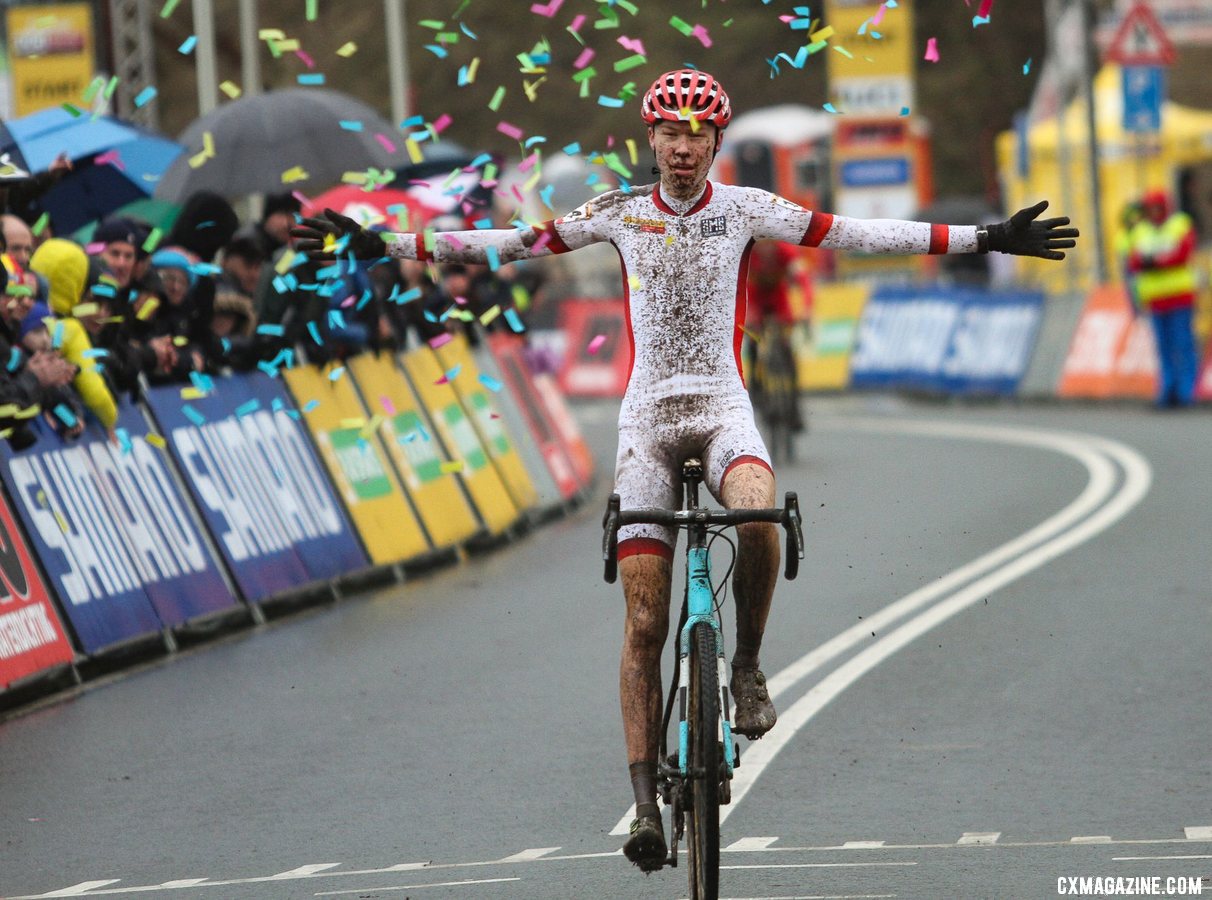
[745,240,811,437]
[291,68,1078,874]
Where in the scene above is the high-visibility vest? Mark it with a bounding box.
[1129,213,1197,307]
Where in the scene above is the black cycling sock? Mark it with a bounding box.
[629,761,658,814]
[732,646,760,671]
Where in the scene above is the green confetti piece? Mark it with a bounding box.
[104,76,119,100]
[61,103,83,117]
[142,227,162,252]
[418,19,445,29]
[305,0,317,21]
[488,85,506,111]
[82,76,105,102]
[832,45,854,59]
[614,54,646,73]
[32,212,49,236]
[669,16,694,36]
[160,0,183,17]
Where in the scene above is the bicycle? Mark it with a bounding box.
[602,457,804,899]
[747,321,807,467]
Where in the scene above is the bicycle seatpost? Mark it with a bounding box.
[681,457,703,509]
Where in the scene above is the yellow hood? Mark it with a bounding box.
[29,238,88,316]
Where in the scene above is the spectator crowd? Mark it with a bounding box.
[0,185,537,452]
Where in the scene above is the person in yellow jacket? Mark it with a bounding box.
[28,238,118,432]
[1126,189,1199,408]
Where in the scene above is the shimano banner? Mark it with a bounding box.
[0,403,240,654]
[143,374,367,602]
[849,286,1044,395]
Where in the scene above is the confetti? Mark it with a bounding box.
[924,37,939,62]
[159,0,182,17]
[530,0,564,17]
[145,433,167,448]
[478,374,503,392]
[134,87,158,107]
[336,41,357,57]
[297,73,326,86]
[497,121,524,141]
[439,460,464,474]
[587,334,607,354]
[219,80,242,99]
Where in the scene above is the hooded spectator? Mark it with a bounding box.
[220,236,265,297]
[91,216,146,294]
[167,190,240,262]
[28,238,118,431]
[236,192,301,262]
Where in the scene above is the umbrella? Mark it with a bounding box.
[72,197,182,244]
[3,108,183,232]
[155,88,413,203]
[0,121,33,181]
[304,184,437,231]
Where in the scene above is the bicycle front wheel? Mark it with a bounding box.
[686,621,721,900]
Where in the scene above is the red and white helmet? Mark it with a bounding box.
[640,69,732,130]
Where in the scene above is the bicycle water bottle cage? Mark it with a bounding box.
[681,458,704,483]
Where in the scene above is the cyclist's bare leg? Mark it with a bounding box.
[619,551,673,781]
[721,462,780,737]
[721,463,779,668]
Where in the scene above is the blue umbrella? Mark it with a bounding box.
[3,108,183,233]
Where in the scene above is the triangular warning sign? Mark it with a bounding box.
[1106,3,1176,66]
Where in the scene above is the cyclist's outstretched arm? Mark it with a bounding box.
[290,195,611,264]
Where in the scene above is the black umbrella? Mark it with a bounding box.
[0,120,33,182]
[155,88,413,202]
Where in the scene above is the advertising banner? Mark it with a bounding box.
[436,334,540,515]
[346,353,481,550]
[558,299,631,397]
[399,346,520,536]
[850,285,1044,395]
[0,403,238,654]
[283,362,432,564]
[1057,285,1157,399]
[0,486,74,689]
[479,333,576,504]
[799,281,870,391]
[144,375,367,601]
[6,3,94,116]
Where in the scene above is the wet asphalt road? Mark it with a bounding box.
[2,396,1210,900]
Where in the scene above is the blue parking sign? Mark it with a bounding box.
[1122,65,1165,133]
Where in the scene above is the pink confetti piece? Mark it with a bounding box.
[568,13,586,32]
[618,35,646,56]
[977,0,993,17]
[529,0,564,17]
[497,121,524,141]
[379,395,396,415]
[85,241,105,255]
[428,332,453,349]
[587,334,607,354]
[518,152,540,173]
[445,233,465,250]
[94,149,125,170]
[924,36,939,62]
[530,231,552,255]
[692,24,712,48]
[292,190,310,207]
[574,47,595,69]
[871,3,889,26]
[375,133,397,153]
[432,113,453,133]
[295,49,315,69]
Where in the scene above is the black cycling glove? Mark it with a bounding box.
[978,200,1079,260]
[289,208,387,261]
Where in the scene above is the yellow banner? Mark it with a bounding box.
[799,282,871,390]
[824,0,915,114]
[346,353,481,550]
[7,3,94,116]
[283,363,431,565]
[398,345,520,536]
[435,334,539,514]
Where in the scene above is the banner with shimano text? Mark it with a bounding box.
[849,285,1044,396]
[0,403,239,654]
[143,374,367,602]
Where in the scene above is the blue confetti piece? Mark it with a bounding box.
[563,142,582,155]
[356,289,373,311]
[540,184,555,210]
[7,348,20,372]
[460,22,478,39]
[338,120,365,131]
[473,218,494,229]
[51,321,64,349]
[485,246,500,271]
[328,309,347,330]
[399,115,424,128]
[823,102,840,114]
[234,399,260,417]
[503,308,525,333]
[1023,58,1032,75]
[182,404,206,426]
[307,321,324,345]
[523,135,547,148]
[257,360,280,378]
[116,428,132,454]
[134,87,158,107]
[256,323,285,337]
[178,35,198,54]
[597,95,625,108]
[53,404,78,428]
[972,14,990,26]
[271,398,285,411]
[398,287,422,304]
[297,73,326,85]
[328,366,345,382]
[468,152,494,168]
[190,371,215,394]
[424,44,448,59]
[478,373,502,392]
[302,400,320,413]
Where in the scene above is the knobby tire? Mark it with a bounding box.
[686,621,721,900]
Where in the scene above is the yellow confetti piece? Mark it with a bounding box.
[219,80,242,99]
[336,41,358,57]
[274,38,300,52]
[72,302,99,317]
[55,511,70,533]
[359,414,384,440]
[405,139,424,165]
[281,165,309,183]
[466,57,480,83]
[136,296,160,320]
[738,323,760,342]
[626,138,638,165]
[809,25,834,42]
[258,28,286,40]
[439,460,464,474]
[479,304,501,326]
[202,131,215,156]
[145,433,167,448]
[275,249,297,274]
[172,336,189,346]
[189,150,210,169]
[665,234,676,246]
[180,386,208,400]
[628,275,642,290]
[339,418,366,429]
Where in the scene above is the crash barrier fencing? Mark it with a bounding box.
[553,283,1212,402]
[0,332,596,703]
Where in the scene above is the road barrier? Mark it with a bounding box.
[1,345,595,708]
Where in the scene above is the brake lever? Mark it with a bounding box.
[782,491,804,581]
[603,493,621,583]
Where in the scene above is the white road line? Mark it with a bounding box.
[724,836,780,851]
[1112,855,1212,861]
[156,882,209,889]
[957,832,1001,845]
[314,877,521,895]
[1185,826,1212,840]
[714,896,896,900]
[269,864,342,878]
[721,862,917,870]
[496,846,561,862]
[717,424,1151,827]
[842,841,887,849]
[1070,836,1113,843]
[34,883,122,898]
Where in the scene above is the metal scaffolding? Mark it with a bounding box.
[107,0,158,128]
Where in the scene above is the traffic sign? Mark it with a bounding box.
[1122,65,1165,133]
[1106,2,1176,66]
